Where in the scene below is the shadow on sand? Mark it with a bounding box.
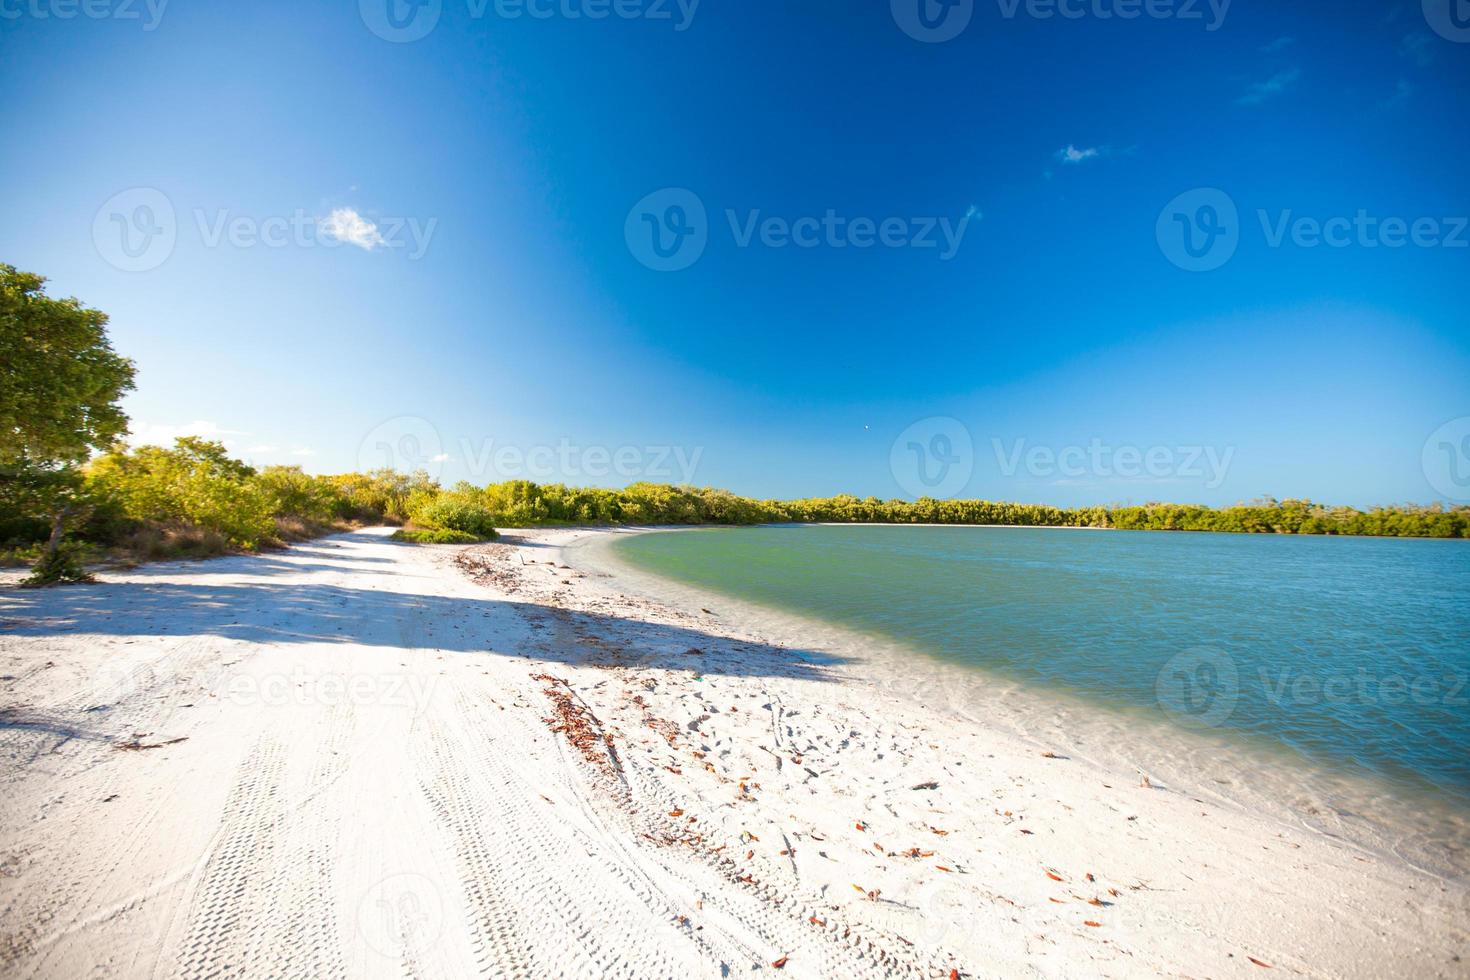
[0,572,845,682]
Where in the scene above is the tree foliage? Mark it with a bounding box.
[0,265,135,464]
[87,438,276,549]
[0,265,136,583]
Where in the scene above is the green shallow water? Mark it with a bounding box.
[612,524,1470,808]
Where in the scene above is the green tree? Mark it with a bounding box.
[0,266,136,583]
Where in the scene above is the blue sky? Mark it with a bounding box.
[2,0,1467,507]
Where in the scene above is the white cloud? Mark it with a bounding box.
[429,452,451,463]
[319,208,386,250]
[290,447,318,457]
[1237,68,1300,106]
[1260,36,1294,53]
[1055,144,1100,164]
[128,420,239,448]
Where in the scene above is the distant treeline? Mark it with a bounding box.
[462,479,1469,538]
[4,439,1462,569]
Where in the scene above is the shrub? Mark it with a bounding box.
[252,466,345,527]
[391,528,488,544]
[21,542,94,586]
[86,438,275,549]
[119,523,231,562]
[408,494,499,538]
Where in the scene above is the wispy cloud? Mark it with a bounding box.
[319,207,386,250]
[1398,32,1435,66]
[1055,144,1102,165]
[1236,67,1300,106]
[1380,78,1415,108]
[1260,35,1294,53]
[290,447,318,457]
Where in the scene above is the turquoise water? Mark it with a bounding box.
[612,525,1470,807]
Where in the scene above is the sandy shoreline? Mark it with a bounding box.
[1,526,1466,978]
[580,527,1470,883]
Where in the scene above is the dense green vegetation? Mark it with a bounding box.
[2,264,1464,582]
[7,448,1461,575]
[406,481,1469,538]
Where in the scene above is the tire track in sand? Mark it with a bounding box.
[169,704,351,980]
[415,682,705,978]
[170,734,289,979]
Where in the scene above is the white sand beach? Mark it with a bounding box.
[0,526,1465,978]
